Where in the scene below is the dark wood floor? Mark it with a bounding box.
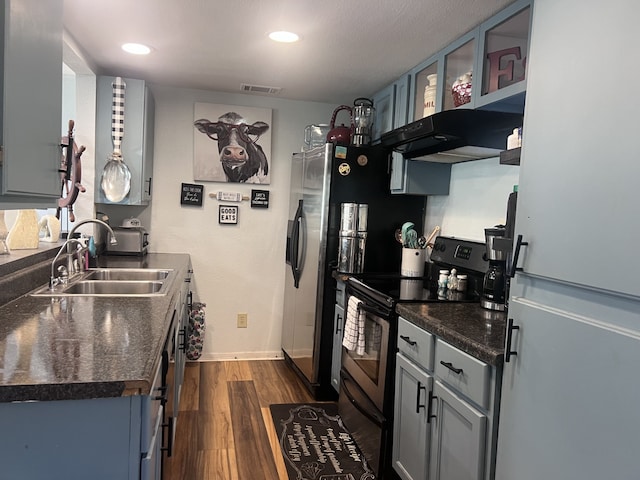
[164,359,321,479]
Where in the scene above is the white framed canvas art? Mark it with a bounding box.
[193,103,272,184]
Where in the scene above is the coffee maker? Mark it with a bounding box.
[481,227,508,311]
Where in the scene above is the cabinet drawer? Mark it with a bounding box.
[397,317,434,371]
[141,359,163,454]
[434,339,490,409]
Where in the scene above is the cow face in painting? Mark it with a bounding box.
[194,112,269,183]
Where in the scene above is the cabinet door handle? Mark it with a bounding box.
[155,385,168,405]
[416,381,426,414]
[335,314,343,335]
[427,391,437,424]
[440,361,463,375]
[400,335,417,346]
[178,327,188,352]
[505,318,520,363]
[145,177,152,196]
[509,234,529,278]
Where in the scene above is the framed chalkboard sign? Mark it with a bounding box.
[251,189,269,208]
[181,183,204,206]
[219,205,238,224]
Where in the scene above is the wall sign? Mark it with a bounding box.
[219,205,238,224]
[181,183,204,206]
[251,189,269,208]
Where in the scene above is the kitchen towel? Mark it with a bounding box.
[343,296,365,355]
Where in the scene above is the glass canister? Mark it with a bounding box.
[303,124,330,150]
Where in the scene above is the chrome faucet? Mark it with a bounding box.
[50,238,83,289]
[49,219,118,289]
[67,218,118,246]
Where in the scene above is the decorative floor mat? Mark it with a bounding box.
[269,403,375,480]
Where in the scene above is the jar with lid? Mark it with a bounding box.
[456,274,468,292]
[438,269,450,288]
[423,74,438,118]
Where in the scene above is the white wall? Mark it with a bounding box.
[424,157,519,242]
[148,85,336,360]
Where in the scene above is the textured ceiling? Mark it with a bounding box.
[63,0,515,104]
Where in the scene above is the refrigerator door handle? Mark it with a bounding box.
[290,199,304,288]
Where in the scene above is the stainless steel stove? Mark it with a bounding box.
[338,236,487,479]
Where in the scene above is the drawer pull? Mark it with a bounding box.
[416,381,426,414]
[440,361,463,375]
[400,335,417,346]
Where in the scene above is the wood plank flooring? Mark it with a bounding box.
[164,359,322,480]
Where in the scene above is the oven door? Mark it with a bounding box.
[339,369,387,477]
[341,293,390,412]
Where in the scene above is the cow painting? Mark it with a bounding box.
[194,112,270,183]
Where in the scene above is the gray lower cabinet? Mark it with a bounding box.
[0,0,63,208]
[393,317,498,480]
[331,280,345,393]
[0,363,164,480]
[430,381,486,480]
[0,308,179,480]
[393,353,433,480]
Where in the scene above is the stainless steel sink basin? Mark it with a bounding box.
[63,281,164,295]
[30,280,167,297]
[84,269,171,281]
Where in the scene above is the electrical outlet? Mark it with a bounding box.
[237,313,248,328]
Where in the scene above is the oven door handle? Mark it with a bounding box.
[357,302,391,319]
[341,374,385,428]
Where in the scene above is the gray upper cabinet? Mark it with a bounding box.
[510,1,636,297]
[378,0,531,196]
[407,29,479,122]
[95,76,155,206]
[0,0,63,208]
[474,0,531,113]
[390,74,451,196]
[371,83,394,144]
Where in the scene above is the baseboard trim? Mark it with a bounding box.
[195,351,284,362]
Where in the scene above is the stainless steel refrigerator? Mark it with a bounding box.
[282,143,426,398]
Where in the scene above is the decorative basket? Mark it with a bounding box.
[452,82,472,107]
[186,302,206,361]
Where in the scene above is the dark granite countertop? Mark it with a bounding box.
[0,253,191,403]
[396,303,507,366]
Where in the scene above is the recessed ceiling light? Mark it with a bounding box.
[121,43,151,55]
[268,31,299,43]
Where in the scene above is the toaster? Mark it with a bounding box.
[105,227,149,256]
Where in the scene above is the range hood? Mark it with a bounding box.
[380,109,523,163]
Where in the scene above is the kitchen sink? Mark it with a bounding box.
[30,268,174,297]
[84,269,171,281]
[30,280,168,297]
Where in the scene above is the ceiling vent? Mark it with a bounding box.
[240,83,282,95]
